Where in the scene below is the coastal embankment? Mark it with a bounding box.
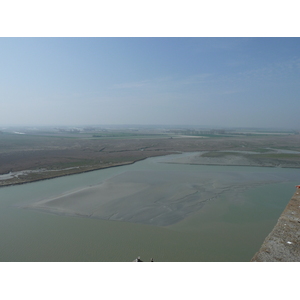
[251,188,300,261]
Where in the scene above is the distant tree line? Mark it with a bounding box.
[170,129,226,136]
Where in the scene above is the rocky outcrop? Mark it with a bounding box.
[251,189,300,262]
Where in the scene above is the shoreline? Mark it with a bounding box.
[251,189,300,261]
[1,154,300,188]
[0,160,141,188]
[0,151,177,188]
[0,158,300,188]
[162,161,300,168]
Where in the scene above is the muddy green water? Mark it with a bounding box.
[0,153,299,261]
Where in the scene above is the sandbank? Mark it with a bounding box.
[23,164,291,226]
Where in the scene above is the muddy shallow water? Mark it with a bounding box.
[0,152,299,261]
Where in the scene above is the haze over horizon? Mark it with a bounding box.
[1,38,300,130]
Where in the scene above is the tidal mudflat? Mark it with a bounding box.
[1,152,299,261]
[22,152,299,226]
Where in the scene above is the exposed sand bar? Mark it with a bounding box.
[23,153,295,226]
[160,150,300,168]
[160,151,263,166]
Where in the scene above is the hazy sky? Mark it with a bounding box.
[1,37,300,129]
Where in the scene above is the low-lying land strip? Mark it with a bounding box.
[1,130,300,187]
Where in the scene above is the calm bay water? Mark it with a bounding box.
[0,153,299,261]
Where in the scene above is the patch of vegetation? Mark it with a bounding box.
[92,132,166,139]
[201,151,300,162]
[251,153,300,160]
[0,133,51,148]
[198,134,234,138]
[49,159,99,170]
